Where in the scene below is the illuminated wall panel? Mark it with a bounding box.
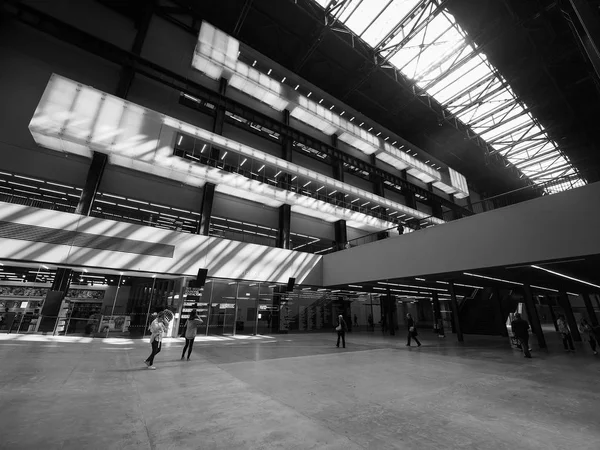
[31,74,433,231]
[449,168,470,198]
[191,21,460,186]
[0,202,323,285]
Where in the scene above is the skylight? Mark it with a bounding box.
[313,0,585,193]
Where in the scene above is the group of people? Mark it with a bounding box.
[510,312,599,358]
[335,313,422,349]
[143,309,203,370]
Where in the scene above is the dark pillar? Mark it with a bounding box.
[277,204,291,249]
[492,289,509,337]
[282,110,293,161]
[522,284,547,349]
[196,182,215,236]
[334,220,347,251]
[448,282,463,342]
[559,291,582,341]
[582,293,599,327]
[116,1,153,98]
[209,77,228,162]
[431,201,443,220]
[405,190,417,210]
[569,0,600,80]
[371,174,385,198]
[75,152,107,216]
[332,157,344,182]
[546,295,560,332]
[432,292,442,324]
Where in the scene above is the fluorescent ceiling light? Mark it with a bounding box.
[463,272,520,285]
[531,265,600,289]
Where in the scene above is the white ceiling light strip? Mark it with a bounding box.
[192,22,463,192]
[531,265,600,290]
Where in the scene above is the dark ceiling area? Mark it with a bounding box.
[335,254,600,297]
[95,0,600,199]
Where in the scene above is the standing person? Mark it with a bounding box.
[144,311,169,370]
[557,314,575,352]
[353,314,358,328]
[511,313,532,358]
[579,318,598,355]
[335,314,347,348]
[181,309,203,360]
[406,313,421,347]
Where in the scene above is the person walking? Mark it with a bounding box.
[511,313,532,358]
[557,314,575,352]
[406,313,421,347]
[579,318,598,355]
[353,314,358,328]
[144,310,170,370]
[181,309,203,360]
[335,314,347,348]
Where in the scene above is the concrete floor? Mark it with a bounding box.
[1,331,599,450]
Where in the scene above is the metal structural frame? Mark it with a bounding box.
[2,0,472,218]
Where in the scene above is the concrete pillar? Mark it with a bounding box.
[209,77,228,162]
[334,220,347,251]
[523,284,547,349]
[492,289,509,337]
[559,291,582,342]
[75,152,107,216]
[582,293,599,327]
[196,183,215,236]
[448,282,463,342]
[276,204,291,249]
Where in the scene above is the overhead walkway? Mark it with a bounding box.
[323,181,600,286]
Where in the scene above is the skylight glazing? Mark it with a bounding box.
[314,0,584,192]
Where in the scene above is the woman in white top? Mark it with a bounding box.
[144,311,170,370]
[182,309,203,360]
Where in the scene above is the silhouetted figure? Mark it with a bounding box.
[335,315,347,348]
[579,318,598,355]
[368,314,374,331]
[353,314,358,327]
[557,315,575,352]
[182,309,203,361]
[406,313,421,347]
[511,313,532,358]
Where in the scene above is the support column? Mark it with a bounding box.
[282,110,293,162]
[276,204,291,249]
[196,182,215,236]
[559,291,582,342]
[432,292,442,325]
[75,152,107,216]
[431,201,443,220]
[209,77,228,162]
[523,284,547,349]
[404,190,417,210]
[334,220,347,251]
[116,1,153,99]
[569,0,600,81]
[448,282,463,342]
[492,289,509,337]
[546,295,560,332]
[582,293,599,327]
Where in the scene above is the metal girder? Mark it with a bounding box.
[2,0,472,218]
[568,0,600,82]
[528,163,572,180]
[515,153,563,171]
[233,0,254,36]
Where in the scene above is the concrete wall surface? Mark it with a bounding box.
[323,182,600,285]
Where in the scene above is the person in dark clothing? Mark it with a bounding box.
[406,313,421,347]
[181,309,203,360]
[336,314,347,348]
[511,313,532,358]
[353,314,358,327]
[579,318,598,355]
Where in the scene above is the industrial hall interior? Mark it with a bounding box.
[1,0,600,449]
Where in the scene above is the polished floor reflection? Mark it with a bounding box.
[1,332,599,449]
